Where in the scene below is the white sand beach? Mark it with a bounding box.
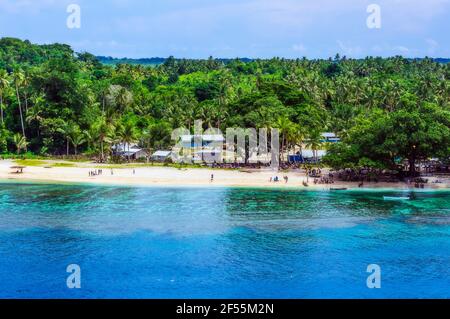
[0,159,449,190]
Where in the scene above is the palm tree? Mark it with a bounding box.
[286,124,305,158]
[216,72,233,123]
[275,117,293,163]
[197,102,214,128]
[22,70,30,114]
[305,131,323,164]
[12,133,28,155]
[12,69,26,145]
[0,70,10,125]
[83,129,93,151]
[119,121,138,162]
[57,121,74,156]
[69,128,86,156]
[92,118,114,162]
[26,95,45,136]
[98,81,110,114]
[116,87,133,113]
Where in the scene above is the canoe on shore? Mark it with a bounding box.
[330,187,348,191]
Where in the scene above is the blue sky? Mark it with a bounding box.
[0,0,449,58]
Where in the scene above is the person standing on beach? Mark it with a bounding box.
[211,174,214,182]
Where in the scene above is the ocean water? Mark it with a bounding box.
[0,182,449,298]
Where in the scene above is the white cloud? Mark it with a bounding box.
[394,45,410,53]
[292,44,306,52]
[0,0,61,14]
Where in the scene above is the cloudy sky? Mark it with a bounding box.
[0,0,449,58]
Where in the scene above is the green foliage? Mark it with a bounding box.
[0,37,448,172]
[324,104,450,174]
[12,133,28,154]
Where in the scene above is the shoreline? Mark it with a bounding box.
[2,178,450,193]
[1,159,449,191]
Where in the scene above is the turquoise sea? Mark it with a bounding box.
[0,182,449,298]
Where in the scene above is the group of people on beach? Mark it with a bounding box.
[89,169,103,177]
[269,176,289,183]
[313,175,335,185]
[89,168,138,177]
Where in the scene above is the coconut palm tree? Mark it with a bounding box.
[57,121,75,156]
[119,121,138,162]
[69,128,86,156]
[12,133,28,155]
[92,118,114,162]
[0,70,10,125]
[83,129,94,151]
[26,95,45,137]
[12,69,26,144]
[275,117,293,163]
[98,81,110,114]
[286,123,305,158]
[21,70,30,114]
[116,86,133,113]
[305,131,324,164]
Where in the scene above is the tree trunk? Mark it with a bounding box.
[101,140,104,162]
[24,91,28,114]
[15,84,26,150]
[66,139,69,156]
[0,96,3,125]
[409,157,416,176]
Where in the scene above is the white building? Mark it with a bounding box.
[180,134,225,149]
[151,150,172,162]
[112,143,148,160]
[177,134,225,163]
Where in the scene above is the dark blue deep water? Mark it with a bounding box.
[0,182,449,298]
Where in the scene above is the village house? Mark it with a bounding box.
[112,143,148,160]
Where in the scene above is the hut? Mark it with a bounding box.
[112,143,148,160]
[152,151,172,162]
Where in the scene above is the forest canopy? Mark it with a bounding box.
[0,37,448,173]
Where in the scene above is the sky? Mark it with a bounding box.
[0,0,449,59]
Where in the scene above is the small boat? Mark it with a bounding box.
[383,196,410,201]
[330,187,347,191]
